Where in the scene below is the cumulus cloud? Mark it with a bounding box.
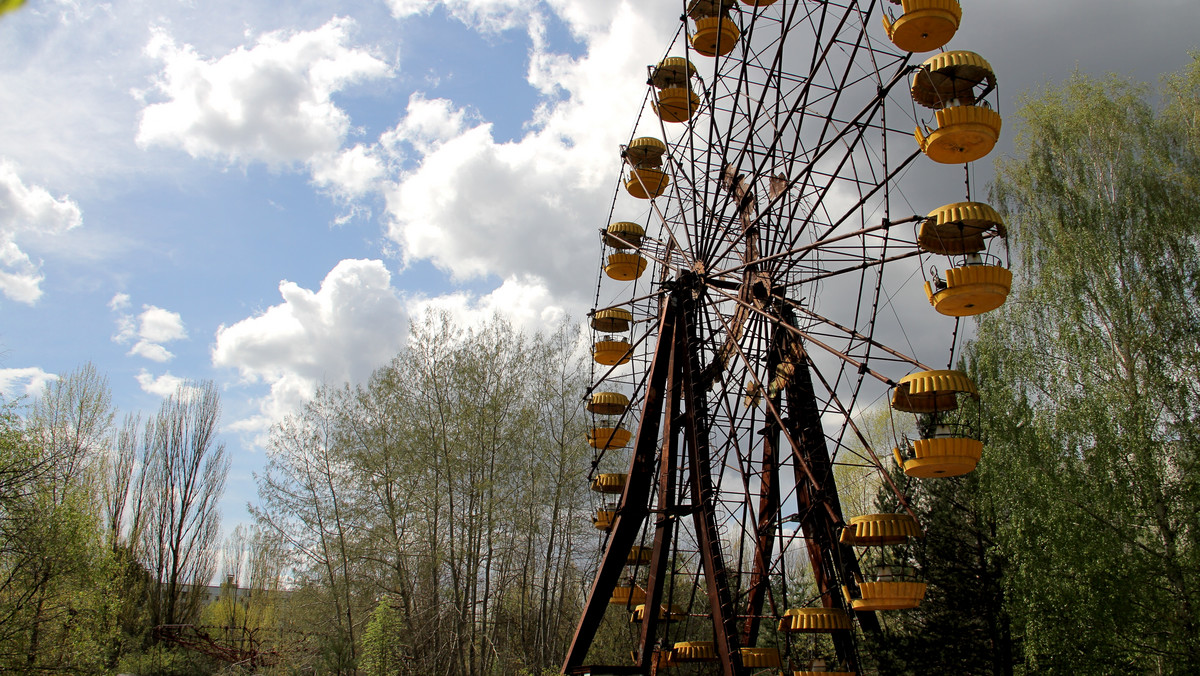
[407,274,567,334]
[380,93,470,156]
[213,259,582,439]
[0,367,58,398]
[309,144,386,199]
[212,259,408,431]
[113,302,187,362]
[377,3,674,303]
[0,161,83,304]
[137,17,392,168]
[135,369,194,398]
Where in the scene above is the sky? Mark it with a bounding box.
[0,0,1196,533]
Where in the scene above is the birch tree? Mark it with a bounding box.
[973,57,1200,673]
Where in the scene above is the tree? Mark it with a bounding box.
[141,380,230,629]
[253,385,363,675]
[0,367,118,673]
[27,362,114,499]
[359,599,405,676]
[197,525,284,665]
[867,428,1016,675]
[973,56,1200,673]
[254,312,595,675]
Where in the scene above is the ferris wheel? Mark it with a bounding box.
[566,1,1007,674]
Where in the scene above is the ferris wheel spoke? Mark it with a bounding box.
[774,10,901,231]
[628,161,698,265]
[783,144,922,267]
[801,349,920,523]
[695,2,853,264]
[699,291,842,520]
[703,63,914,271]
[780,247,924,292]
[783,299,933,372]
[705,282,895,388]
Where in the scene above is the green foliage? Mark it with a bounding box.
[969,56,1200,673]
[115,642,220,676]
[870,457,1015,674]
[0,369,125,674]
[871,56,1200,675]
[360,600,405,676]
[0,367,238,673]
[254,313,593,675]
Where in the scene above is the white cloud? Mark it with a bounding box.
[0,160,83,304]
[135,369,194,398]
[212,259,408,431]
[213,260,579,439]
[309,144,386,199]
[112,303,187,363]
[0,367,58,398]
[137,305,187,343]
[137,17,393,168]
[377,3,672,302]
[386,0,529,32]
[407,274,566,334]
[381,93,470,156]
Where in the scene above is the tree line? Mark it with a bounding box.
[874,56,1200,674]
[252,315,596,675]
[0,366,231,673]
[0,313,600,675]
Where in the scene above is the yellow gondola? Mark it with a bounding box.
[604,221,644,249]
[624,137,670,199]
[890,369,977,414]
[610,585,647,605]
[842,584,926,611]
[882,0,961,53]
[778,607,853,633]
[629,603,686,622]
[587,391,629,416]
[590,473,628,494]
[912,51,1002,163]
[673,641,718,662]
[590,309,632,333]
[605,253,648,281]
[838,513,922,546]
[895,435,983,478]
[592,340,632,366]
[925,261,1012,316]
[687,0,740,57]
[587,426,631,449]
[593,508,616,532]
[651,57,700,123]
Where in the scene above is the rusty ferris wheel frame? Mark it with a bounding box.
[562,1,983,674]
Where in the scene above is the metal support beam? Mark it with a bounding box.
[678,292,745,676]
[740,321,784,647]
[782,330,878,670]
[636,326,681,672]
[562,301,678,674]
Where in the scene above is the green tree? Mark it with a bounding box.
[868,445,1015,675]
[0,366,120,673]
[254,385,363,675]
[973,56,1200,673]
[255,313,594,675]
[360,599,404,676]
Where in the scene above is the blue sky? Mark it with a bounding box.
[1,0,1196,532]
